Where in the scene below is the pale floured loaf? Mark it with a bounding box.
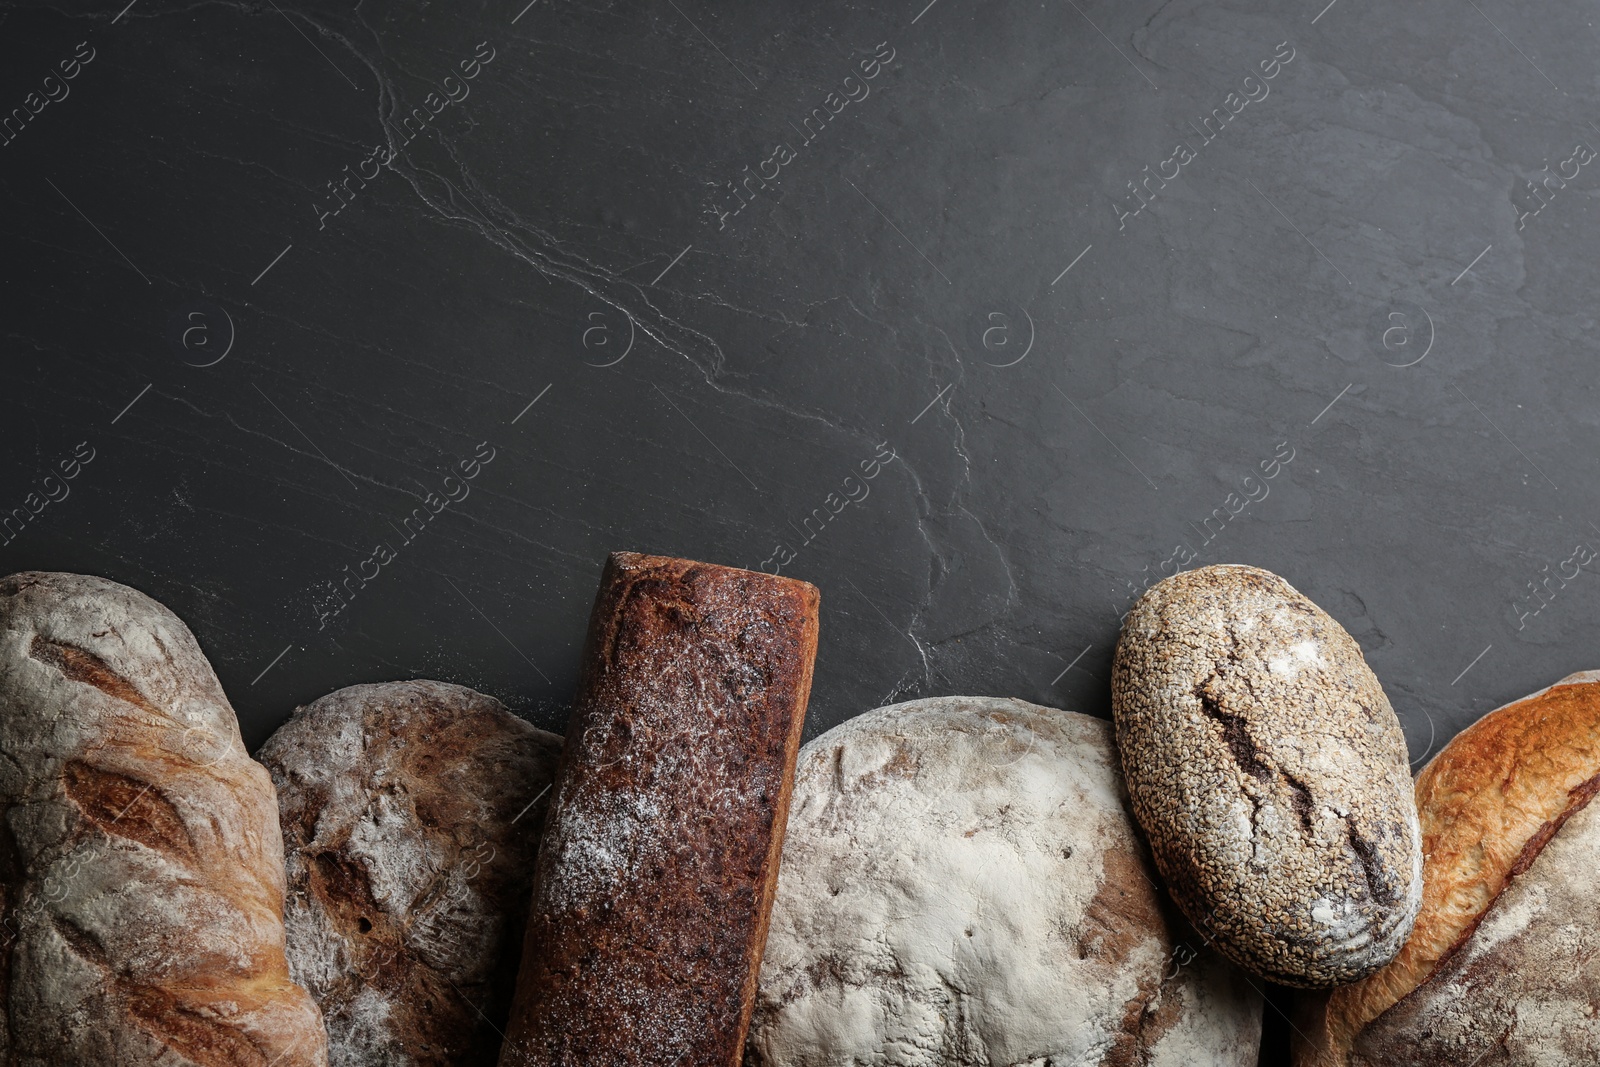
[1294,670,1600,1066]
[745,696,1263,1067]
[0,571,327,1066]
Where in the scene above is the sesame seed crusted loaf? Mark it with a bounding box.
[1112,564,1422,988]
[0,571,327,1066]
[1293,671,1600,1066]
[745,696,1263,1067]
[258,680,564,1067]
[499,553,820,1067]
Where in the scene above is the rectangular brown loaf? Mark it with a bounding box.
[498,552,820,1067]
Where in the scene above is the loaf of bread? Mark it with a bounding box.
[500,553,820,1067]
[747,696,1263,1067]
[259,680,563,1067]
[1113,565,1422,987]
[1294,670,1600,1066]
[0,571,327,1065]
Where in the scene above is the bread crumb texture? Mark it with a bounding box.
[1112,565,1422,988]
[0,571,327,1066]
[745,696,1262,1067]
[1298,672,1600,1067]
[259,680,563,1067]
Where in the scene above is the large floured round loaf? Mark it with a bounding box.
[1294,671,1600,1066]
[1112,564,1422,987]
[0,571,327,1066]
[745,695,1262,1067]
[259,681,563,1067]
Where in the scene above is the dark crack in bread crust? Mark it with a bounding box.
[259,680,563,1067]
[1112,564,1422,988]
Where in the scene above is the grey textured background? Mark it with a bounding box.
[2,0,1595,1058]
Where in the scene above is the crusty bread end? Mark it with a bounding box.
[1296,671,1600,1066]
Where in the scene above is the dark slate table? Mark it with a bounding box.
[2,0,1593,1061]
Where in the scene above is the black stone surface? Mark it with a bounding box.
[2,0,1595,1061]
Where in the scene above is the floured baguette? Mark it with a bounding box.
[500,553,820,1067]
[0,571,326,1066]
[1294,670,1600,1066]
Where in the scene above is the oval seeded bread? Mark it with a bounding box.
[746,696,1263,1067]
[1113,565,1422,987]
[1294,670,1600,1065]
[260,680,562,1067]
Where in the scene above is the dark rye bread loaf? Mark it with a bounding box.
[258,681,563,1067]
[1294,671,1600,1065]
[499,553,821,1067]
[0,571,327,1066]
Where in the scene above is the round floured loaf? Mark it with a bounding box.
[1113,565,1422,987]
[259,681,563,1067]
[1294,671,1600,1066]
[745,695,1262,1067]
[0,571,327,1066]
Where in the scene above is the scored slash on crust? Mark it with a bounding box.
[1112,565,1423,990]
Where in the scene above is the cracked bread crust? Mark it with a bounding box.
[745,696,1262,1067]
[1112,565,1422,988]
[1293,671,1600,1066]
[0,571,326,1066]
[259,680,564,1067]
